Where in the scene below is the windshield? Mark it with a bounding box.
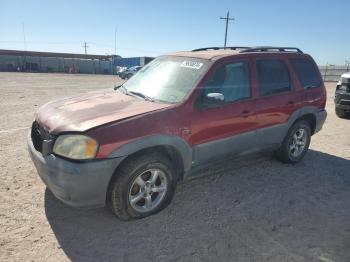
[121,56,210,103]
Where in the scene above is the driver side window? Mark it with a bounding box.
[204,61,251,102]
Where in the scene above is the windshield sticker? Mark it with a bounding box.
[180,61,203,69]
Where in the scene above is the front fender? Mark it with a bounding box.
[107,135,193,174]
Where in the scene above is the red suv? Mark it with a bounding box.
[28,46,327,220]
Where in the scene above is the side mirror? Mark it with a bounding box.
[201,92,225,109]
[207,93,224,101]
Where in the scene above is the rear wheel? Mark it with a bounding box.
[277,120,311,164]
[109,152,177,220]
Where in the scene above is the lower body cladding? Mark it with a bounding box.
[28,133,124,208]
[193,109,327,166]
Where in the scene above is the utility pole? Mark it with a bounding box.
[83,41,88,54]
[22,22,27,72]
[220,11,235,49]
[22,22,27,51]
[114,28,117,56]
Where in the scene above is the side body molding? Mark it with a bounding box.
[257,106,325,148]
[107,135,193,174]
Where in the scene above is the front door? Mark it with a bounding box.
[189,59,258,166]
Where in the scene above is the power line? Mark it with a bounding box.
[0,39,171,55]
[220,11,235,49]
[0,41,81,45]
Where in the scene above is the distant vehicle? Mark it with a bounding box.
[116,66,127,76]
[29,46,327,220]
[120,66,143,79]
[335,72,350,118]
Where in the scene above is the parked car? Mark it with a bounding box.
[28,46,327,220]
[120,66,143,79]
[335,72,350,118]
[115,66,127,76]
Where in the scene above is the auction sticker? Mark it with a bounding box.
[180,61,203,69]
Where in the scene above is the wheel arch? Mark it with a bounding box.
[105,135,192,205]
[297,114,316,134]
[107,135,192,173]
[288,106,319,135]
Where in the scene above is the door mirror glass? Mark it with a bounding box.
[207,92,224,101]
[201,92,225,108]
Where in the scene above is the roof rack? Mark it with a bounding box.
[192,47,250,52]
[239,46,303,53]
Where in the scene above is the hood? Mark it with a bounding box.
[35,88,172,133]
[341,72,350,79]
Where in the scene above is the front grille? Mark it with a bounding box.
[340,100,350,106]
[338,84,350,93]
[341,77,350,84]
[31,121,54,153]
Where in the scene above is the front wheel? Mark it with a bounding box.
[109,152,177,220]
[277,120,311,164]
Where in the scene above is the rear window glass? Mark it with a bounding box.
[290,59,322,89]
[257,59,291,96]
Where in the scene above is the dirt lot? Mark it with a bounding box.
[0,72,349,262]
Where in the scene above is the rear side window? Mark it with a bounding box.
[290,58,322,89]
[257,60,291,96]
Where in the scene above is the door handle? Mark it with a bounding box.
[241,110,251,118]
[287,100,295,105]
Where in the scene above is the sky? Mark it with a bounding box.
[0,0,349,65]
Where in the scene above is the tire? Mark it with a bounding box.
[277,120,311,164]
[108,152,177,220]
[127,73,133,79]
[335,107,347,118]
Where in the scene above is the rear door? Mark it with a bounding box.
[189,58,258,166]
[253,57,298,147]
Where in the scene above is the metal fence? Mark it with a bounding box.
[319,65,349,82]
[0,54,115,74]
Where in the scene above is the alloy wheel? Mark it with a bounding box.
[289,128,307,158]
[128,169,168,213]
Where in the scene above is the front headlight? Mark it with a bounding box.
[53,135,98,160]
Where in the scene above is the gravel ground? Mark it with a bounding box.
[0,72,349,262]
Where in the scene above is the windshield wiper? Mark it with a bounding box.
[114,85,128,93]
[113,84,121,90]
[128,91,154,102]
[115,85,154,102]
